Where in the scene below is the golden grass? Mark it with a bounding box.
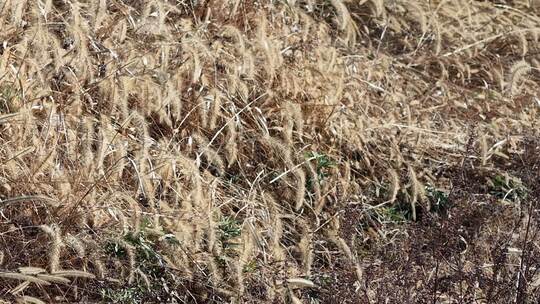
[0,0,539,303]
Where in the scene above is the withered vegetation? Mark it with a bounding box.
[1,0,540,303]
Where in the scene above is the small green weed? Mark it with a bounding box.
[306,151,335,179]
[224,169,242,184]
[379,204,410,223]
[305,151,335,193]
[105,241,128,258]
[0,85,16,113]
[218,216,241,248]
[376,186,449,223]
[124,231,163,266]
[489,174,528,202]
[102,218,181,303]
[317,274,334,286]
[243,260,258,273]
[101,286,146,304]
[426,186,450,214]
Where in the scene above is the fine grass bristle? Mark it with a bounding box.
[507,60,531,95]
[40,225,63,273]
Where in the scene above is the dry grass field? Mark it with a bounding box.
[1,0,540,303]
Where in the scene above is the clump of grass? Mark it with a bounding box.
[1,0,539,302]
